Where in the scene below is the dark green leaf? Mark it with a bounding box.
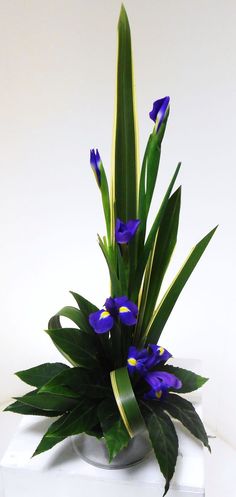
[146,226,218,344]
[14,389,77,412]
[15,363,69,388]
[142,400,178,496]
[33,415,68,456]
[45,328,101,369]
[4,400,64,417]
[98,399,130,461]
[51,398,98,437]
[162,365,208,393]
[162,394,210,451]
[39,367,112,399]
[70,291,98,316]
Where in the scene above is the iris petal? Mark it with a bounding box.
[149,96,170,133]
[115,218,140,244]
[89,310,114,334]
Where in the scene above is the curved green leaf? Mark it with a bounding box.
[49,306,92,334]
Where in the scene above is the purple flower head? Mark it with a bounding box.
[115,218,140,244]
[90,148,101,186]
[127,346,149,375]
[89,296,138,334]
[145,344,172,370]
[149,96,170,133]
[144,370,182,401]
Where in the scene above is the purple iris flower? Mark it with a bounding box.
[127,346,149,375]
[149,96,170,133]
[115,218,140,244]
[90,148,101,186]
[89,296,138,334]
[144,371,182,400]
[145,344,172,369]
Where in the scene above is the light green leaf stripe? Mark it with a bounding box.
[146,226,218,344]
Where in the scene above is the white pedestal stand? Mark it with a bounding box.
[0,402,204,497]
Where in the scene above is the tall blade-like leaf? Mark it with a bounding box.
[142,187,181,332]
[114,5,138,222]
[146,226,218,344]
[142,400,178,496]
[132,162,181,301]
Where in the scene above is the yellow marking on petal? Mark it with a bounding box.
[158,347,165,356]
[127,358,137,366]
[119,306,130,313]
[100,311,110,319]
[156,390,162,399]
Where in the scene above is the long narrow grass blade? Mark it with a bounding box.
[145,226,218,344]
[131,162,181,301]
[142,187,181,332]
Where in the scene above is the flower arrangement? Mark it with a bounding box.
[5,6,217,496]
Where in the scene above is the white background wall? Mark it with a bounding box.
[0,0,235,447]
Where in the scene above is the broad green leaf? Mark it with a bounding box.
[142,400,178,496]
[70,292,99,316]
[49,306,93,334]
[146,226,218,344]
[45,328,101,369]
[162,394,210,451]
[15,363,69,388]
[142,187,181,334]
[51,398,98,437]
[33,415,68,456]
[4,400,63,417]
[162,365,208,393]
[114,5,138,222]
[14,389,77,412]
[98,399,130,461]
[39,367,112,399]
